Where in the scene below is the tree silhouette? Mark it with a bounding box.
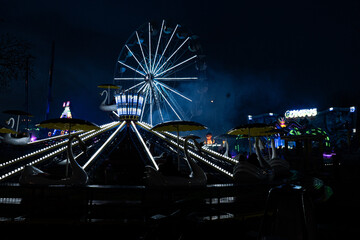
[0,33,34,90]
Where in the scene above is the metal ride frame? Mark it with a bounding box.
[0,118,237,183]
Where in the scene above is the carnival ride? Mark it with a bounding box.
[0,20,237,186]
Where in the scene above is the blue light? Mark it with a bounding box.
[350,106,356,113]
[115,92,144,121]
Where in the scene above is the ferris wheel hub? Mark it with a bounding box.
[145,73,154,82]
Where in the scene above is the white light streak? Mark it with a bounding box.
[123,81,146,92]
[153,83,181,120]
[152,20,165,73]
[117,60,146,77]
[155,81,192,102]
[112,111,119,117]
[154,37,190,76]
[131,121,159,170]
[153,24,179,74]
[156,77,198,81]
[148,22,152,74]
[152,84,164,122]
[140,86,149,122]
[149,88,153,126]
[136,31,150,73]
[0,122,120,181]
[83,121,126,169]
[125,45,148,74]
[155,55,197,77]
[137,81,148,93]
[136,121,233,177]
[114,78,144,80]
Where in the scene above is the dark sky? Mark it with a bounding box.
[1,0,359,134]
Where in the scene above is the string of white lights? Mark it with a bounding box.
[130,121,159,170]
[0,121,118,170]
[136,121,233,178]
[0,121,120,182]
[0,147,86,182]
[83,121,126,169]
[138,121,238,165]
[164,136,233,178]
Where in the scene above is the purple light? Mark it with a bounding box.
[30,136,37,142]
[323,152,336,159]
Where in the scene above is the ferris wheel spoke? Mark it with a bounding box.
[154,37,190,76]
[152,86,164,122]
[136,31,150,73]
[123,81,146,92]
[125,45,148,74]
[149,82,163,122]
[117,61,146,77]
[163,87,186,120]
[155,55,197,77]
[156,77,198,81]
[153,83,181,120]
[153,24,179,74]
[148,23,152,74]
[155,81,192,102]
[159,61,195,78]
[114,78,144,80]
[140,87,149,122]
[152,20,165,73]
[149,88,153,125]
[166,91,187,119]
[137,81,148,93]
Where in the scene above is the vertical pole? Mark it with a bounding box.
[46,41,55,120]
[148,22,152,72]
[25,56,29,130]
[150,89,153,126]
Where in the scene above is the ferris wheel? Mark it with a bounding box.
[114,20,206,126]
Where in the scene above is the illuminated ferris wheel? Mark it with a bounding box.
[114,20,205,126]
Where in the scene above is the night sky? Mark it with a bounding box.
[1,0,359,135]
